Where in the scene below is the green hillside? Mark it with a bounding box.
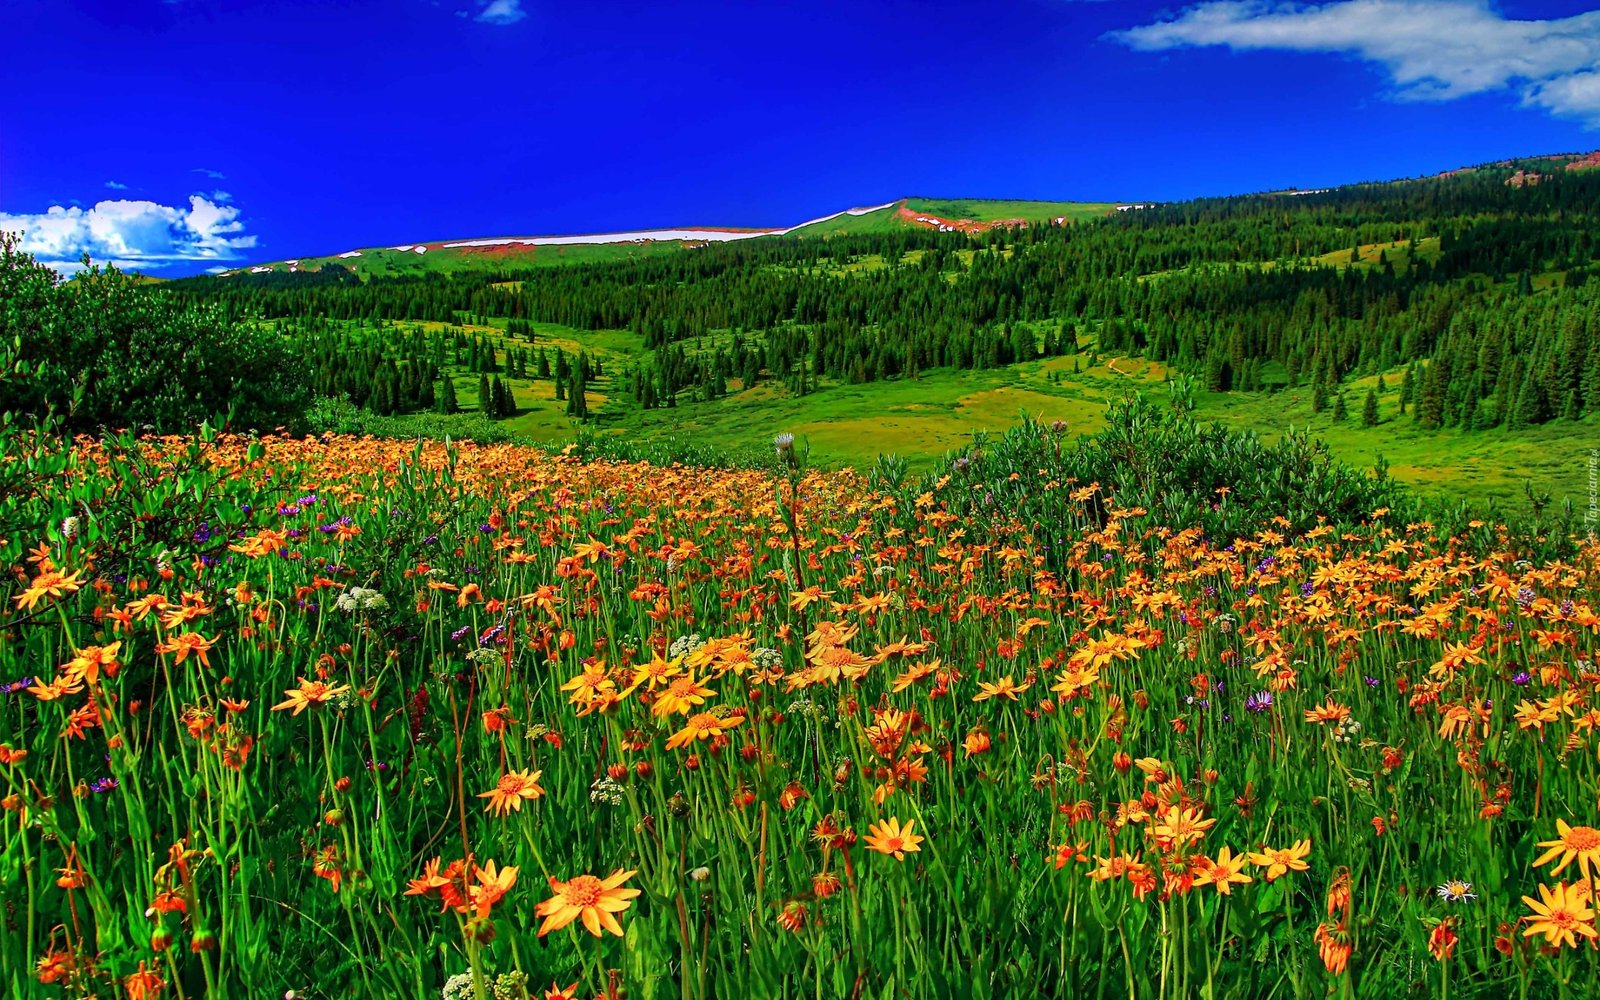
[171,152,1600,512]
[219,197,1123,279]
[903,197,1118,223]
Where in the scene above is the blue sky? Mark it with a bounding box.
[3,0,1599,274]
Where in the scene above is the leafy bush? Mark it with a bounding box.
[0,233,307,432]
[923,382,1575,558]
[304,395,526,444]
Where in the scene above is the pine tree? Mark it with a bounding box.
[1508,369,1545,429]
[1362,388,1378,427]
[1417,371,1445,429]
[1333,391,1348,422]
[478,375,492,415]
[566,368,589,419]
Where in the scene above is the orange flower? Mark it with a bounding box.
[270,677,351,715]
[62,642,122,686]
[1532,820,1600,881]
[1153,805,1215,850]
[468,859,519,917]
[1521,882,1597,949]
[1302,699,1350,725]
[478,769,545,817]
[229,528,289,558]
[124,961,165,1000]
[35,949,76,985]
[535,869,640,937]
[1314,921,1351,975]
[1326,868,1351,915]
[1194,846,1253,894]
[651,673,716,718]
[777,900,808,931]
[1247,839,1311,881]
[631,651,684,690]
[665,711,743,750]
[155,632,218,668]
[863,816,924,861]
[973,674,1031,702]
[1428,918,1458,961]
[13,568,84,611]
[813,871,843,897]
[312,845,342,893]
[56,857,87,889]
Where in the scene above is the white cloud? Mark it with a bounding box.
[105,180,128,190]
[192,167,226,179]
[0,195,257,273]
[1110,0,1600,124]
[476,0,525,25]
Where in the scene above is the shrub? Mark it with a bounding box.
[0,234,307,432]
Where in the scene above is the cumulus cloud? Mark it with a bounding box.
[476,0,526,25]
[1110,0,1600,124]
[104,180,128,190]
[0,195,257,273]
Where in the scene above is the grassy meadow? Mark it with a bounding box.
[344,310,1593,514]
[6,427,1600,999]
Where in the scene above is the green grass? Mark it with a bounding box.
[903,198,1118,223]
[591,352,1589,511]
[307,306,1589,515]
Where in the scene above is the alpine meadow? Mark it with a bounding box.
[7,2,1600,998]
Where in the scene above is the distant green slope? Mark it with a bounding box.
[903,198,1118,224]
[223,197,1126,279]
[784,203,906,238]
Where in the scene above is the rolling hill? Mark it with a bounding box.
[173,149,1600,511]
[217,197,1126,279]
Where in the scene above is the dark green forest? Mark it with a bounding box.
[170,161,1600,432]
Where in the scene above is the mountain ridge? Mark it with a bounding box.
[215,197,1123,278]
[214,148,1600,280]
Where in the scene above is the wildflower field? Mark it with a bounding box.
[4,428,1600,1000]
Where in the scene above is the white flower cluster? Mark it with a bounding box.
[466,647,500,668]
[590,775,625,806]
[440,974,474,1000]
[786,697,823,722]
[752,647,782,670]
[669,633,706,659]
[1335,717,1362,744]
[335,587,388,614]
